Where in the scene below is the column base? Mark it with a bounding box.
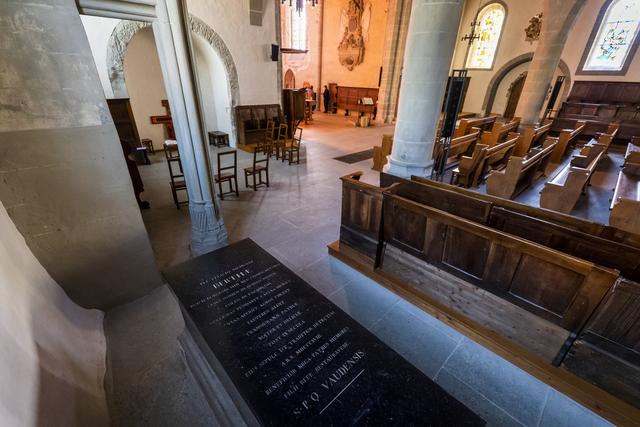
[383,156,433,179]
[189,201,229,256]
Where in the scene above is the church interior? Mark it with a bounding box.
[2,0,640,425]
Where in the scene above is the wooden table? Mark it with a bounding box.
[208,131,229,147]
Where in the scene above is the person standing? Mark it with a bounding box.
[323,85,331,113]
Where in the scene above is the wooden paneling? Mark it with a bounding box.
[381,193,618,333]
[335,86,378,113]
[563,279,640,408]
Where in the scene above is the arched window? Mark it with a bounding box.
[465,3,506,69]
[290,7,307,50]
[581,0,640,73]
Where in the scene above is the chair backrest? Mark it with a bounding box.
[253,149,269,169]
[166,157,184,182]
[217,150,237,177]
[265,120,275,140]
[277,123,288,141]
[292,127,303,147]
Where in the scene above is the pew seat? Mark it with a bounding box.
[539,143,604,214]
[480,117,520,147]
[486,139,556,199]
[549,120,586,164]
[456,133,518,188]
[610,167,640,236]
[513,120,553,157]
[624,136,640,167]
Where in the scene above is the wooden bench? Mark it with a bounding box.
[479,117,520,146]
[453,114,497,138]
[432,130,480,166]
[513,120,552,157]
[456,133,518,188]
[594,123,619,153]
[549,120,586,164]
[624,136,640,167]
[486,139,556,199]
[381,187,618,362]
[372,134,393,172]
[610,165,640,236]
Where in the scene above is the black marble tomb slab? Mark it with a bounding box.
[164,238,484,426]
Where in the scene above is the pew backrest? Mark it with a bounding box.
[480,118,521,146]
[624,136,640,167]
[453,115,497,138]
[540,165,591,214]
[372,134,393,172]
[433,130,480,161]
[513,120,553,157]
[550,120,587,164]
[381,191,618,333]
[595,123,620,152]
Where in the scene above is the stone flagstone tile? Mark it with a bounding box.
[539,389,613,427]
[442,338,549,426]
[298,255,359,297]
[372,303,460,378]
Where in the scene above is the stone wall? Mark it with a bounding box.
[0,0,163,310]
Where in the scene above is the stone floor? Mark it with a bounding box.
[134,113,613,426]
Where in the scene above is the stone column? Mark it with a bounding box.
[515,0,586,126]
[378,0,412,124]
[154,0,228,255]
[384,0,464,178]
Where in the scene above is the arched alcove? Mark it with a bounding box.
[106,15,239,145]
[482,53,571,117]
[284,69,296,88]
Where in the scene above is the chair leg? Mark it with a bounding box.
[234,176,239,196]
[253,173,257,191]
[265,169,270,187]
[218,180,224,200]
[245,172,249,188]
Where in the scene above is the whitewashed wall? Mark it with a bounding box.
[123,27,169,145]
[452,0,640,115]
[81,15,120,99]
[187,0,280,105]
[0,199,107,426]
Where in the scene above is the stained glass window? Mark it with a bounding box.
[290,7,307,50]
[583,0,640,71]
[465,3,506,69]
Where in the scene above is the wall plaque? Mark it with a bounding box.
[165,239,484,426]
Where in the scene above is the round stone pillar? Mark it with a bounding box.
[515,0,586,126]
[384,0,464,178]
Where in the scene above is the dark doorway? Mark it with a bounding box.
[504,73,526,119]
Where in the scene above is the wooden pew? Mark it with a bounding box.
[453,114,497,138]
[513,120,553,157]
[594,123,619,153]
[339,172,398,260]
[562,278,640,408]
[381,187,618,361]
[479,117,520,146]
[610,164,640,236]
[432,130,480,166]
[486,139,556,199]
[372,134,393,172]
[456,133,519,188]
[540,141,606,214]
[549,120,587,164]
[624,136,640,167]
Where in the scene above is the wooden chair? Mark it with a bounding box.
[215,150,239,199]
[283,127,302,164]
[274,123,288,159]
[513,120,553,157]
[244,150,269,190]
[257,119,275,155]
[486,139,556,199]
[164,146,189,209]
[141,138,155,154]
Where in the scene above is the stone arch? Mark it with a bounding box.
[482,52,571,116]
[284,69,296,89]
[106,15,240,142]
